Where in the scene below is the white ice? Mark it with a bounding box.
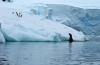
[0,7,86,42]
[0,1,86,42]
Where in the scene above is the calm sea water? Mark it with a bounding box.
[0,41,100,65]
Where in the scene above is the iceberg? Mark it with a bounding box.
[0,7,86,42]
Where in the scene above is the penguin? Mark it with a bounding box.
[2,0,6,2]
[16,12,22,18]
[69,33,73,43]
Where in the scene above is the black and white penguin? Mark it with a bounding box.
[69,33,73,43]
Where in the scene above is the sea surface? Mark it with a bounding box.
[0,41,100,65]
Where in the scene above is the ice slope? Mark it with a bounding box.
[0,7,85,42]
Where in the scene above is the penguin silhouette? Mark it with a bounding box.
[2,0,6,2]
[69,33,73,43]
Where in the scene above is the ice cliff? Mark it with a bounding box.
[30,4,100,38]
[45,4,100,36]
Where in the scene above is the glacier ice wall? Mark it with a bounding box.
[34,4,100,36]
[49,4,100,36]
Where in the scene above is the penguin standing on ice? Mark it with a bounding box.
[16,12,22,18]
[69,33,73,43]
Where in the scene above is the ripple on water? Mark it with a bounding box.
[0,41,100,65]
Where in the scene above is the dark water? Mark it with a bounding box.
[0,41,100,65]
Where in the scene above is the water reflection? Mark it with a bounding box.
[0,43,9,65]
[0,41,100,65]
[68,42,73,61]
